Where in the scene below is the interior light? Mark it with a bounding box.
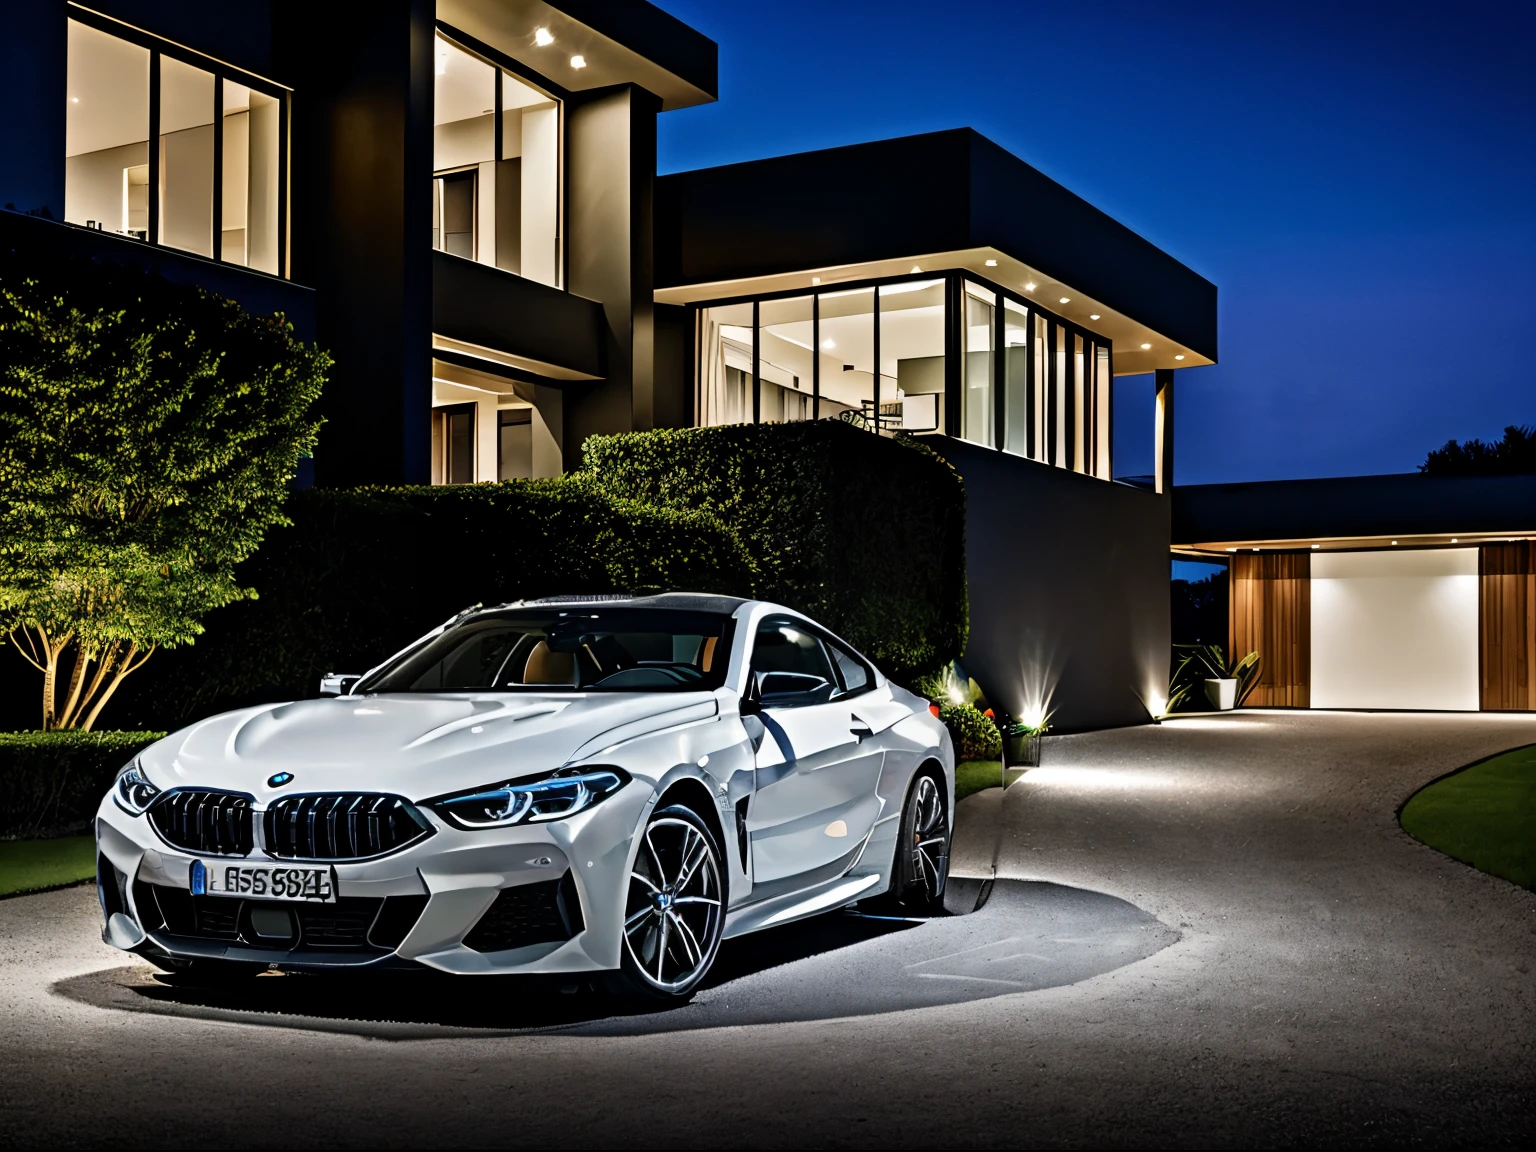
[910,265,922,273]
[1226,547,1237,553]
[1391,540,1398,545]
[1174,355,1185,361]
[1024,282,1037,291]
[811,276,821,285]
[985,259,998,267]
[1252,547,1260,552]
[1058,297,1070,304]
[821,339,835,350]
[1140,343,1151,350]
[1089,314,1100,320]
[71,97,79,103]
[1312,544,1320,549]
[1451,538,1458,543]
[570,54,587,68]
[533,27,554,46]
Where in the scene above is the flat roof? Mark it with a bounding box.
[1174,472,1536,554]
[655,129,1217,371]
[438,0,717,110]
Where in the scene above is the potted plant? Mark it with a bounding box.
[1000,713,1052,767]
[1167,645,1262,713]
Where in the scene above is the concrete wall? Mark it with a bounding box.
[929,437,1171,733]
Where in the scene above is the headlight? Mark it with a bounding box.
[114,761,160,815]
[427,767,630,830]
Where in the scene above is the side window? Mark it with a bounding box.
[826,639,873,697]
[750,619,836,707]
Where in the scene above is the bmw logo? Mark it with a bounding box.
[267,772,294,788]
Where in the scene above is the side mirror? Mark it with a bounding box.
[319,673,361,698]
[738,670,763,715]
[758,671,834,705]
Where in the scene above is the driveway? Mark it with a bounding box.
[2,710,1534,1147]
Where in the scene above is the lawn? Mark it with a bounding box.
[955,760,1027,802]
[1401,744,1536,891]
[0,835,96,898]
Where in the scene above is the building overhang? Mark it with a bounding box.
[437,0,717,110]
[656,129,1217,370]
[1173,473,1536,557]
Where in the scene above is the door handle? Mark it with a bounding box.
[849,721,874,742]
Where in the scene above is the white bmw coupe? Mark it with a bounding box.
[95,594,954,999]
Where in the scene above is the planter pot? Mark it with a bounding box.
[1204,677,1238,711]
[1003,732,1042,767]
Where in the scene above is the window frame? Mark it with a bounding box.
[65,4,291,277]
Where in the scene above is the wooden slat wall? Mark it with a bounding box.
[1230,552,1311,707]
[1481,542,1536,710]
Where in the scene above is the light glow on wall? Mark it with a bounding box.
[1310,549,1479,710]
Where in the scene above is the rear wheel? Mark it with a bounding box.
[891,770,949,913]
[607,804,725,1002]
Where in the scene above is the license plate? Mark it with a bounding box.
[192,860,336,902]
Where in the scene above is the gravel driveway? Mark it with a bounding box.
[2,709,1533,1147]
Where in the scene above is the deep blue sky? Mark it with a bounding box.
[652,0,1535,485]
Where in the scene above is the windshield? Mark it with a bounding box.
[358,608,735,694]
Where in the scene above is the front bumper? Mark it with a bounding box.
[94,781,652,974]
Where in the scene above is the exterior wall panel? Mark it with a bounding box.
[1230,552,1310,707]
[1481,542,1536,710]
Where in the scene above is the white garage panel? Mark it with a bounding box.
[1311,549,1479,711]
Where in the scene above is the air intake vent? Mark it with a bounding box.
[148,791,254,856]
[263,793,432,861]
[463,872,584,953]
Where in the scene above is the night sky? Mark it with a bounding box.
[653,0,1535,486]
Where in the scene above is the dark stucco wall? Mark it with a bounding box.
[928,437,1171,733]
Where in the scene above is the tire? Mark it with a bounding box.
[889,769,950,914]
[606,803,726,1002]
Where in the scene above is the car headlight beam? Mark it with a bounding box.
[114,760,160,815]
[427,767,629,830]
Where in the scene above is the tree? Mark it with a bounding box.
[0,251,326,730]
[1420,425,1536,476]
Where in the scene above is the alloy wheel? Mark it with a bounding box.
[907,774,949,902]
[622,814,724,995]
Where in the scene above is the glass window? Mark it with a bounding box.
[1002,299,1030,458]
[827,640,872,697]
[1073,332,1087,472]
[503,71,560,287]
[1053,322,1068,466]
[497,406,533,480]
[221,81,280,272]
[433,36,494,264]
[751,619,837,706]
[64,21,150,237]
[817,287,876,429]
[362,608,733,693]
[881,279,945,433]
[759,295,815,422]
[158,57,215,257]
[697,301,755,426]
[1095,344,1112,480]
[963,283,994,447]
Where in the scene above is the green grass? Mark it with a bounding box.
[955,760,1027,802]
[0,835,96,898]
[1401,744,1536,891]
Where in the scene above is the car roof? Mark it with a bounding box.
[504,591,752,615]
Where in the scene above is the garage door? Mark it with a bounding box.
[1310,549,1479,710]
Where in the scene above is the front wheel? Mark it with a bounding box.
[891,770,950,913]
[606,804,726,1002]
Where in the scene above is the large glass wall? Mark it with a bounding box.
[433,35,561,287]
[64,17,286,272]
[694,270,1115,480]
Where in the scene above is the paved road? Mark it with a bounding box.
[3,710,1534,1147]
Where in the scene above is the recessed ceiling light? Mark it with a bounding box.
[910,265,921,273]
[1140,343,1151,350]
[1312,544,1320,549]
[1059,297,1070,304]
[1391,540,1398,545]
[984,259,997,267]
[821,339,835,349]
[1451,538,1458,543]
[1174,354,1185,361]
[1226,547,1237,553]
[1024,282,1037,291]
[811,276,820,284]
[1252,547,1260,552]
[570,54,587,68]
[1089,314,1100,320]
[533,27,554,46]
[71,97,79,103]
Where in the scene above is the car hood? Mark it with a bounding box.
[139,691,720,801]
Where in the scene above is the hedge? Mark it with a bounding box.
[0,731,165,839]
[108,478,755,729]
[583,421,968,682]
[939,704,1002,761]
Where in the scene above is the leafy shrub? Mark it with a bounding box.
[583,421,967,682]
[110,479,755,729]
[939,703,1001,761]
[0,730,165,838]
[1167,644,1261,712]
